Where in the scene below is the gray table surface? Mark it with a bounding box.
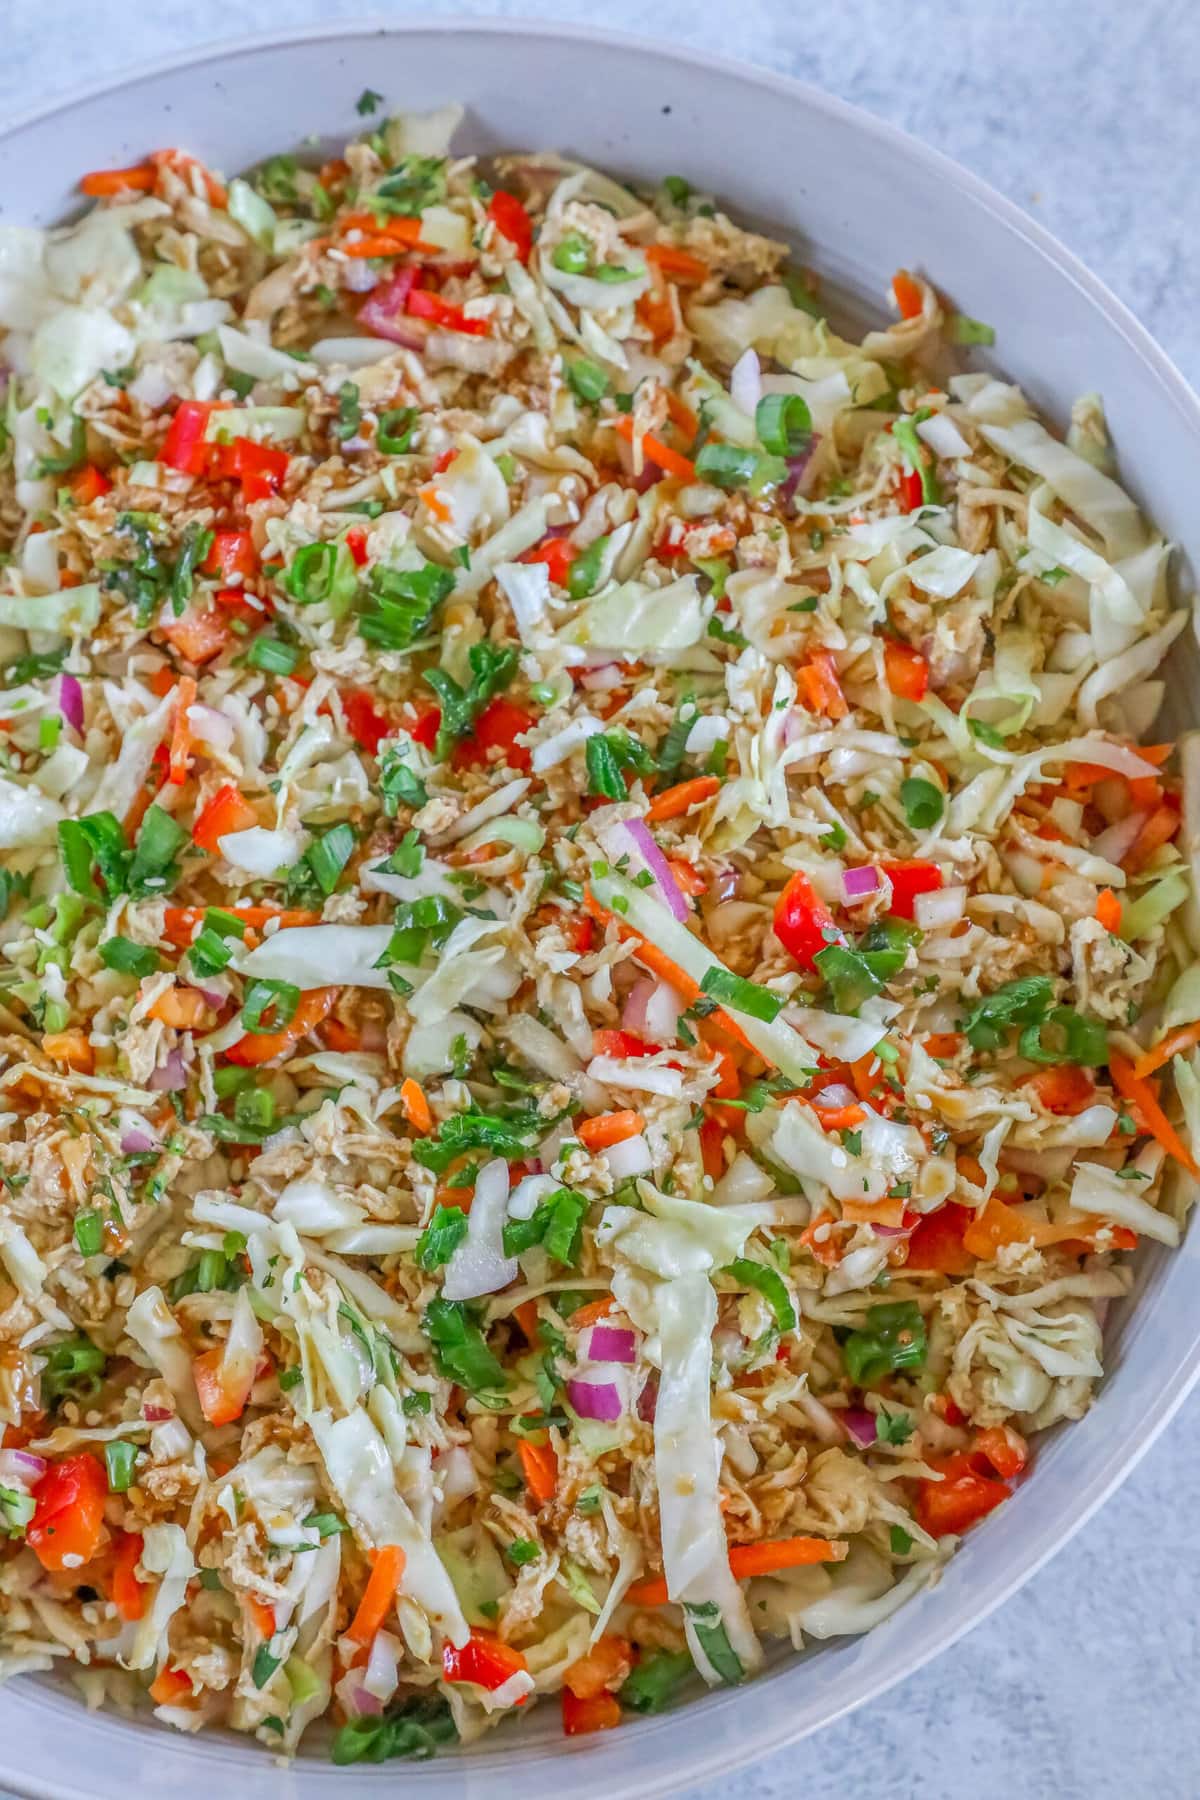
[3,2,1199,1795]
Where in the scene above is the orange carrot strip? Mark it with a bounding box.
[663,389,700,440]
[645,244,710,283]
[646,775,720,824]
[346,1545,406,1647]
[1095,887,1123,931]
[1109,1050,1200,1175]
[399,1077,434,1134]
[419,485,453,522]
[570,1296,616,1328]
[1132,1021,1200,1080]
[80,165,156,196]
[42,1030,94,1073]
[247,1597,275,1639]
[168,676,197,785]
[146,987,211,1030]
[892,269,924,319]
[578,1111,645,1151]
[513,1300,541,1343]
[627,1537,846,1606]
[1124,803,1180,871]
[518,1437,558,1506]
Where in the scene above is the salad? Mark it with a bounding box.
[0,95,1194,1761]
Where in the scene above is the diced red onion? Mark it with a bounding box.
[636,1376,658,1423]
[842,1408,877,1448]
[872,1222,913,1239]
[567,1376,624,1423]
[781,437,822,509]
[186,703,235,751]
[120,1129,156,1154]
[358,267,421,343]
[621,977,654,1037]
[842,864,880,901]
[0,1449,46,1483]
[1092,812,1146,867]
[149,1050,188,1092]
[580,663,624,692]
[812,1081,857,1111]
[621,819,689,923]
[349,1684,383,1718]
[586,1325,637,1364]
[730,347,762,415]
[57,674,84,733]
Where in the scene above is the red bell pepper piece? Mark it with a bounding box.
[28,1453,108,1571]
[160,401,214,475]
[773,871,844,970]
[916,1451,1010,1538]
[204,528,258,582]
[215,437,290,502]
[882,860,943,919]
[345,527,369,567]
[561,1690,621,1736]
[883,637,929,701]
[592,1029,655,1059]
[342,690,392,756]
[410,705,441,750]
[899,467,925,513]
[487,190,534,263]
[905,1203,974,1275]
[407,288,489,336]
[193,783,257,852]
[111,1530,148,1621]
[452,698,534,772]
[69,463,112,505]
[442,1629,529,1694]
[520,534,575,588]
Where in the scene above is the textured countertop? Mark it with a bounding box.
[3,2,1199,1795]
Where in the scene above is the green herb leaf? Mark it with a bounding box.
[415,1204,470,1271]
[899,776,944,831]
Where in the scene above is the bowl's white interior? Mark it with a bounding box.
[2,21,1199,1800]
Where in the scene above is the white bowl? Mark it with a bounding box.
[2,19,1199,1799]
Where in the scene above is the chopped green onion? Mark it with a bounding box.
[307,823,355,896]
[724,1256,796,1331]
[567,535,609,600]
[842,1301,927,1386]
[755,392,812,458]
[247,636,300,675]
[376,408,418,455]
[565,357,609,404]
[950,313,996,346]
[699,966,783,1023]
[104,1440,138,1492]
[242,979,301,1035]
[73,1210,104,1257]
[585,733,626,800]
[334,382,362,442]
[552,233,591,274]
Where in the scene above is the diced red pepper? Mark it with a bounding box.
[883,637,929,701]
[343,690,392,756]
[410,705,441,750]
[561,1690,621,1736]
[592,1029,655,1059]
[916,1451,1010,1537]
[407,288,489,336]
[345,527,369,567]
[900,467,925,513]
[773,870,844,970]
[204,528,257,582]
[212,436,290,501]
[487,190,534,263]
[452,698,534,772]
[882,860,942,920]
[28,1453,108,1571]
[193,783,257,852]
[520,534,575,588]
[905,1203,974,1275]
[442,1629,529,1694]
[69,463,112,505]
[160,401,213,475]
[798,650,848,719]
[161,608,231,666]
[111,1530,148,1621]
[1025,1064,1095,1115]
[973,1424,1028,1481]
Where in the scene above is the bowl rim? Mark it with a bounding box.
[1,17,1199,1797]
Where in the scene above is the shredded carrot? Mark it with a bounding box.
[663,389,700,440]
[168,676,197,785]
[518,1437,558,1506]
[645,244,710,284]
[892,269,924,319]
[646,775,720,824]
[612,412,696,482]
[338,213,427,244]
[1109,1050,1200,1175]
[570,1295,616,1328]
[80,164,156,196]
[840,1194,906,1227]
[346,1545,406,1648]
[1095,887,1123,932]
[923,1032,963,1059]
[1132,1021,1200,1080]
[798,1210,841,1268]
[399,1077,433,1135]
[41,1030,94,1073]
[419,484,453,522]
[627,1537,847,1606]
[150,149,227,209]
[812,1101,866,1131]
[562,1635,633,1699]
[1124,802,1180,871]
[513,1300,541,1343]
[148,1666,194,1706]
[247,1597,275,1639]
[798,650,848,719]
[578,1111,645,1151]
